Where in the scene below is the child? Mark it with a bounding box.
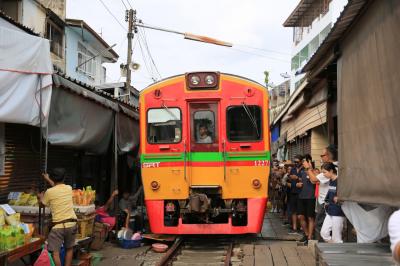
[320,163,345,243]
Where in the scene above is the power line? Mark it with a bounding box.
[120,0,127,10]
[125,0,133,9]
[235,44,290,56]
[97,0,127,31]
[137,28,160,80]
[139,28,161,80]
[230,48,290,63]
[137,33,157,81]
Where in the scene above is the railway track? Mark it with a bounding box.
[156,237,235,266]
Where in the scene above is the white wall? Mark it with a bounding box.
[21,0,46,34]
[289,0,348,94]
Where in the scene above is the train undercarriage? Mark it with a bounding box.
[145,187,267,234]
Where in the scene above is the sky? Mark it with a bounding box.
[67,0,299,90]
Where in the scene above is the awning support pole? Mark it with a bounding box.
[113,112,119,231]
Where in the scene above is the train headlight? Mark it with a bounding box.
[252,179,261,189]
[190,75,201,85]
[150,181,160,190]
[186,72,219,89]
[204,75,215,85]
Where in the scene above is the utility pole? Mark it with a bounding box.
[126,9,136,87]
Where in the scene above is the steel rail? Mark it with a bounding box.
[225,242,233,266]
[156,237,184,266]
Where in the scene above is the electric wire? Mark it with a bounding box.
[120,0,127,10]
[235,44,290,56]
[97,0,127,31]
[137,29,160,81]
[138,28,158,79]
[139,27,162,80]
[125,0,134,9]
[230,47,290,63]
[137,33,157,82]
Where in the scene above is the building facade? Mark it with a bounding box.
[65,19,118,86]
[270,0,349,166]
[285,0,347,95]
[0,0,66,71]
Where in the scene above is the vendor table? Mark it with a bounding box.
[0,237,45,266]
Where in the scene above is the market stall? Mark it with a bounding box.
[0,17,52,264]
[0,14,140,264]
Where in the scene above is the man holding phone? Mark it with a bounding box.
[297,154,316,243]
[303,145,338,236]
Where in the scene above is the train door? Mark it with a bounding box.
[188,102,222,185]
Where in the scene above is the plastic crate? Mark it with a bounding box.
[118,238,142,249]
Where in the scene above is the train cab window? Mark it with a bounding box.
[193,111,215,144]
[147,108,181,143]
[227,105,262,141]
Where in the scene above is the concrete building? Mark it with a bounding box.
[65,19,119,86]
[270,0,349,165]
[0,0,66,71]
[301,0,400,207]
[269,79,290,123]
[284,0,347,95]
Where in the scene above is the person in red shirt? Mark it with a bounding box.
[95,190,119,229]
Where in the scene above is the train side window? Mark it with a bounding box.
[227,105,262,141]
[193,111,215,144]
[147,108,182,144]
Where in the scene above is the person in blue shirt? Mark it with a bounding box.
[320,162,345,243]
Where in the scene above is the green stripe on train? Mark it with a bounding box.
[141,151,270,163]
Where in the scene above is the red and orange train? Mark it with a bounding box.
[139,72,270,234]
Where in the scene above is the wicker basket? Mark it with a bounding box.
[76,214,96,239]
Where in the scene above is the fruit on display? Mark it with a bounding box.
[73,186,96,206]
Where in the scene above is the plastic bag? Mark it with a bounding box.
[34,245,55,266]
[5,213,20,226]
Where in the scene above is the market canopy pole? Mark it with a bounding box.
[113,113,119,231]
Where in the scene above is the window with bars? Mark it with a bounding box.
[46,20,64,58]
[77,43,97,78]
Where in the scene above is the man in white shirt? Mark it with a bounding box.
[197,124,212,144]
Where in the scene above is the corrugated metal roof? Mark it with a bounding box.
[53,72,139,117]
[301,0,372,73]
[0,10,39,36]
[283,0,317,27]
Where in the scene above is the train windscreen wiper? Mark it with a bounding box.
[242,102,260,138]
[162,102,179,121]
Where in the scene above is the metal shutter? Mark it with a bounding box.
[0,123,41,201]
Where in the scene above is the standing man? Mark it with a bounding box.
[303,145,337,235]
[287,155,303,235]
[38,168,77,266]
[297,154,316,243]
